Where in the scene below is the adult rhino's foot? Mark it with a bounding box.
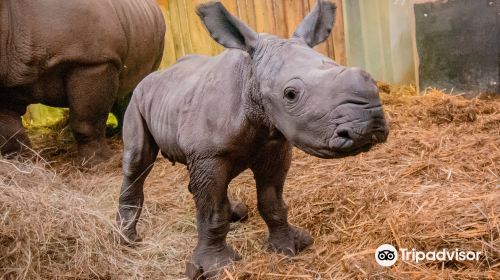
[186,244,241,280]
[0,109,31,158]
[76,140,113,167]
[229,200,248,222]
[0,135,31,158]
[268,225,313,256]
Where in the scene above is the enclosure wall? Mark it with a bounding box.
[156,0,346,68]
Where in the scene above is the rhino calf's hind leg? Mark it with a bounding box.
[116,100,159,243]
[0,108,31,157]
[252,142,313,256]
[66,64,119,166]
[186,158,241,279]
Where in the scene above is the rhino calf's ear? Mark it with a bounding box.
[197,2,258,52]
[293,0,337,47]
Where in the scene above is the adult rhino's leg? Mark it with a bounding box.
[65,64,118,166]
[0,108,31,157]
[186,157,241,280]
[251,142,313,256]
[116,100,159,243]
[109,92,132,135]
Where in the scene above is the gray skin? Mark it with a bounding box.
[116,1,388,279]
[0,0,165,166]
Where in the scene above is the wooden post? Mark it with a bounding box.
[332,0,346,65]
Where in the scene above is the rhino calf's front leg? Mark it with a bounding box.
[186,157,241,279]
[252,142,313,256]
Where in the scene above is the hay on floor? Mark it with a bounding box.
[1,87,499,279]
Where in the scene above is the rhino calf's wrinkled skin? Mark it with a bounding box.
[0,0,165,166]
[116,1,389,278]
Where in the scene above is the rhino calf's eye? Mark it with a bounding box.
[284,87,299,101]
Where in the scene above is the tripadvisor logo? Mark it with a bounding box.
[375,244,481,267]
[375,244,398,267]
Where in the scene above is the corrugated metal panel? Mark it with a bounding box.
[415,0,499,95]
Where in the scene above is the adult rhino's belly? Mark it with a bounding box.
[0,67,67,108]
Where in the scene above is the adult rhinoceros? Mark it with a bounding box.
[0,0,165,165]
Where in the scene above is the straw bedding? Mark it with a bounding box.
[0,86,498,279]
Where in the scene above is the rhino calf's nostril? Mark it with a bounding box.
[336,128,351,139]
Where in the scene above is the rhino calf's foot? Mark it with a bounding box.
[186,244,241,280]
[116,198,144,246]
[229,200,248,222]
[116,215,143,245]
[118,230,142,246]
[268,225,313,256]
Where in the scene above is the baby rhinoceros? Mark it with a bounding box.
[116,1,389,279]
